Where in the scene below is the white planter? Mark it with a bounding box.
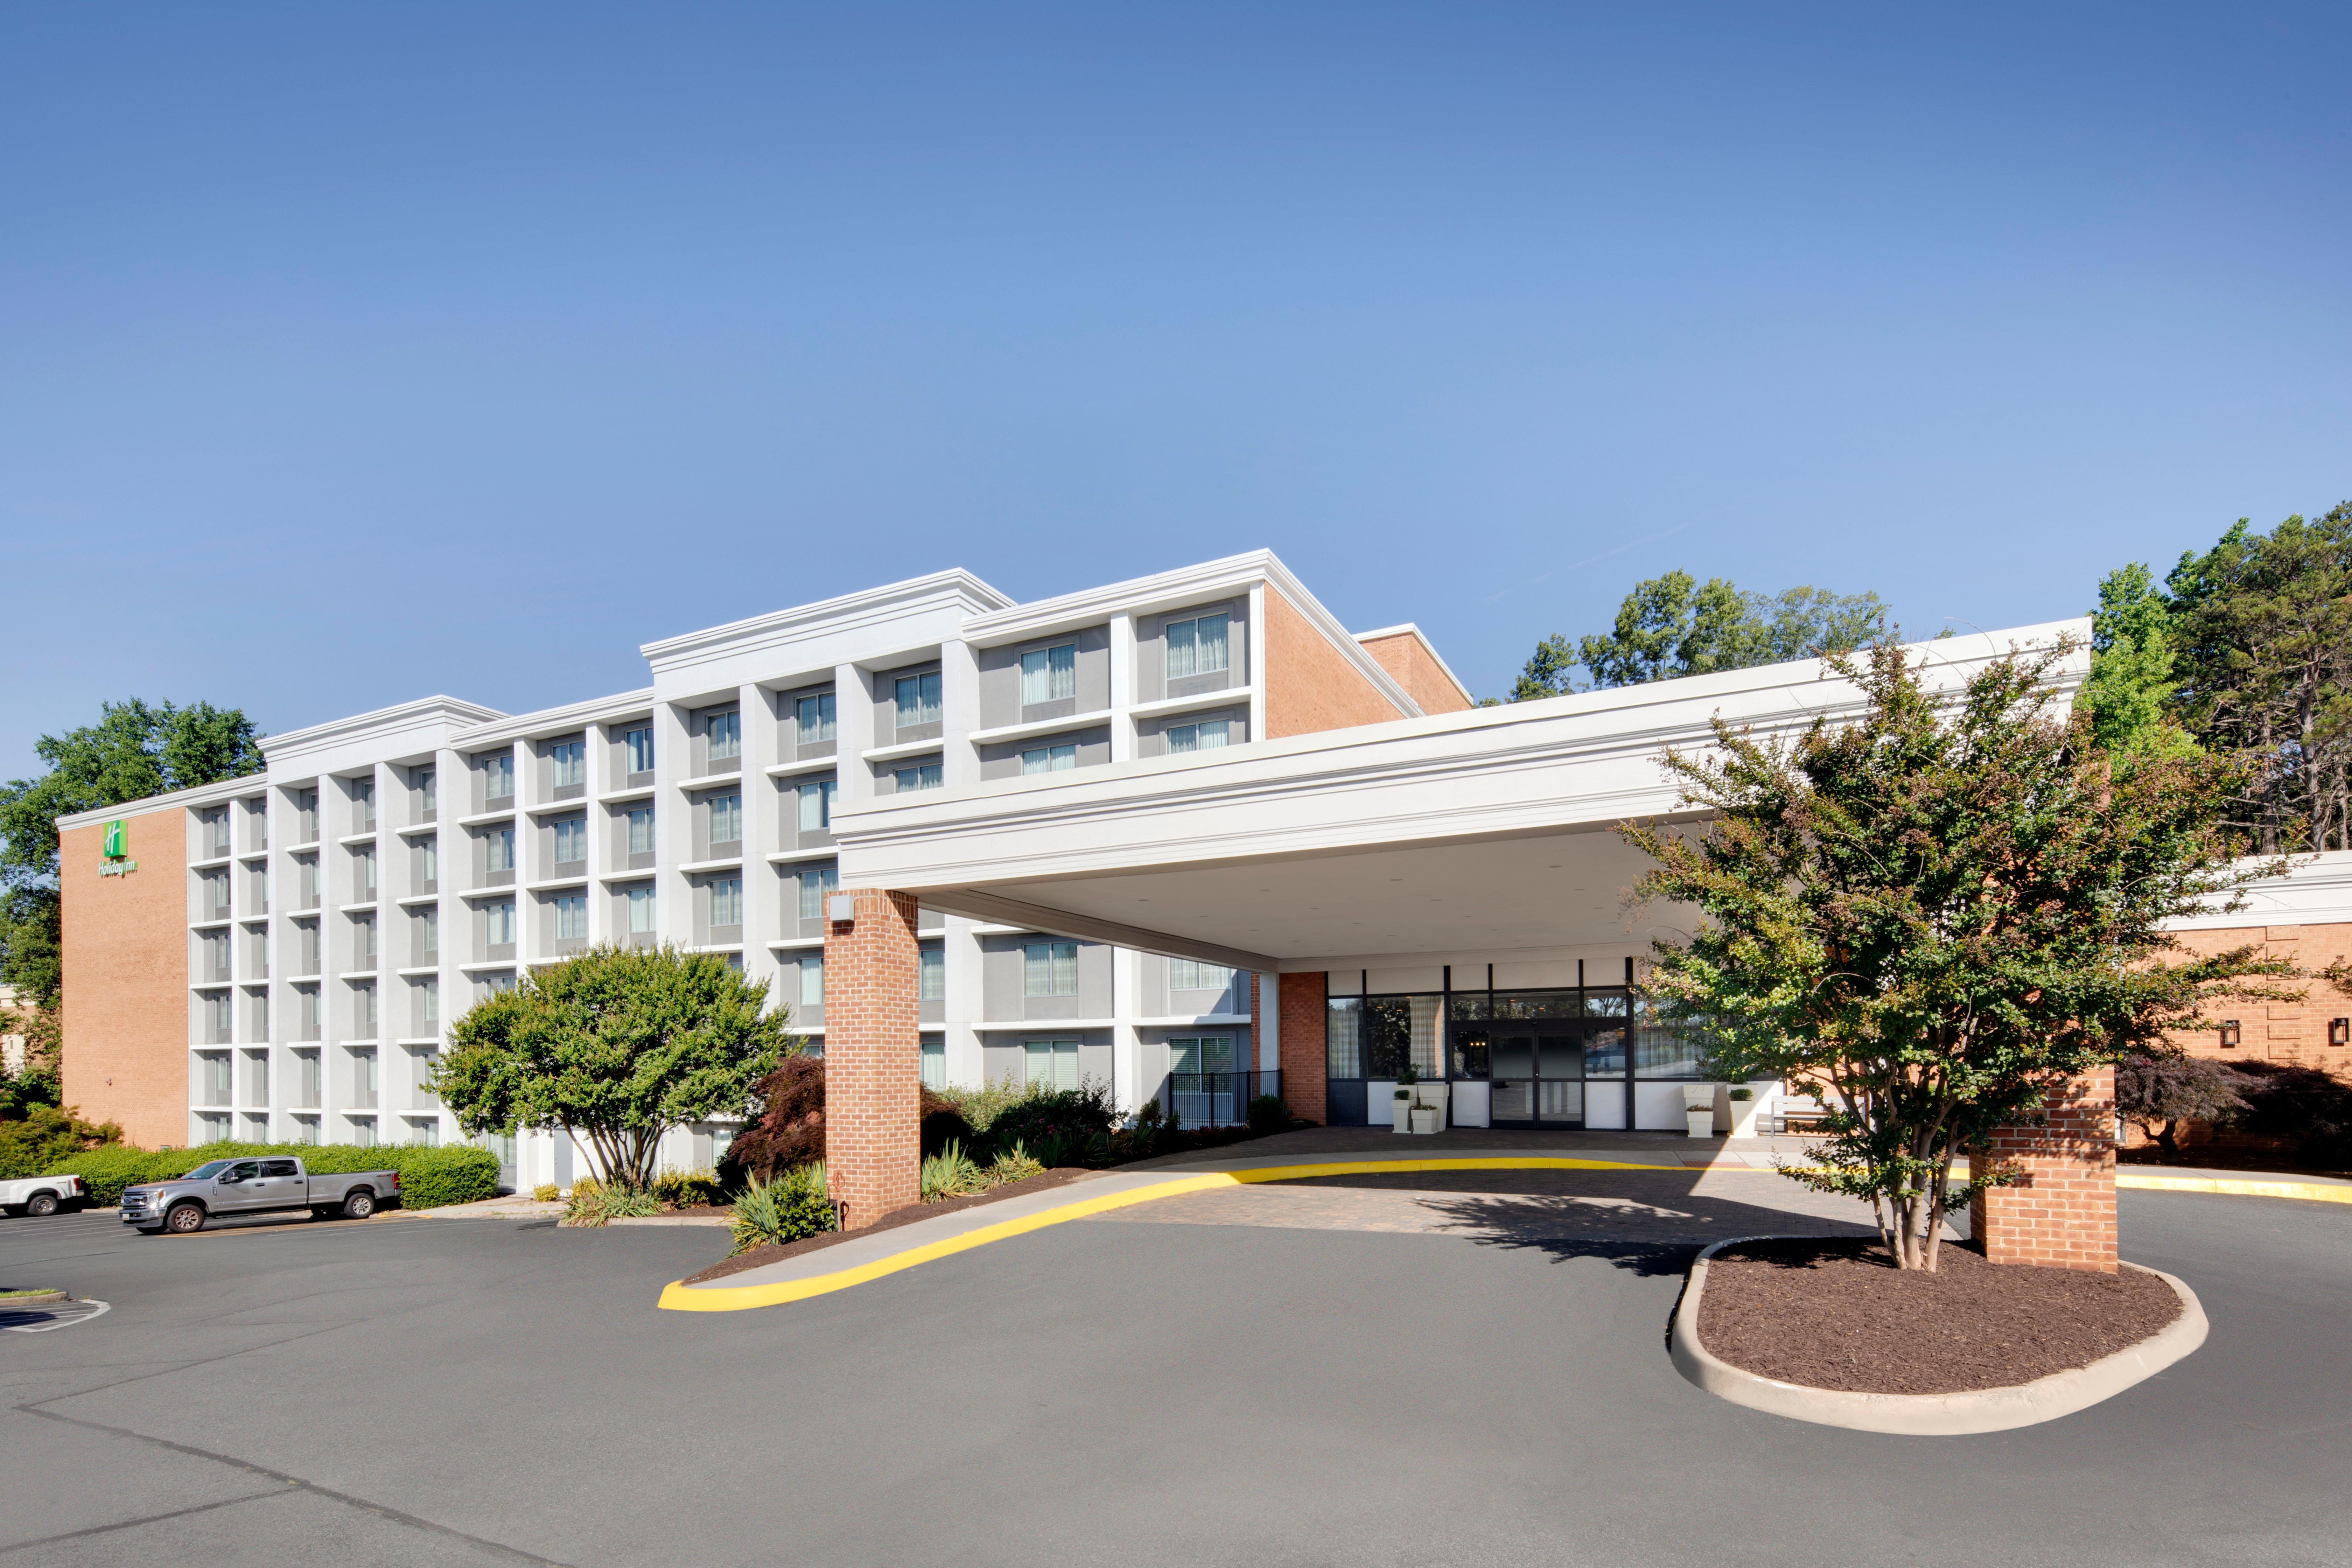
[1726,1095,1764,1139]
[1391,1092,1416,1133]
[1686,1108,1717,1138]
[1410,1105,1441,1135]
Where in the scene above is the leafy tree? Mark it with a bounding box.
[1510,572,1884,698]
[2079,563,2199,760]
[1623,635,2306,1271]
[432,944,795,1190]
[0,998,63,1119]
[2113,1049,2246,1158]
[0,699,265,1006]
[2162,505,2352,853]
[0,1103,121,1181]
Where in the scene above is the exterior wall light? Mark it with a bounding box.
[827,893,856,923]
[2333,1018,2350,1048]
[2220,1020,2241,1050]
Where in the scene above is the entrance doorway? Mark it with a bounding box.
[1449,1018,1630,1129]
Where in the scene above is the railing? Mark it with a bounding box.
[1164,1069,1280,1129]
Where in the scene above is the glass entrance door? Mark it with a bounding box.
[1485,1022,1587,1128]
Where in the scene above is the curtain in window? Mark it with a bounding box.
[1167,614,1229,679]
[1409,995,1442,1080]
[920,946,944,1000]
[1326,998,1363,1077]
[1025,942,1078,995]
[1024,1040,1078,1090]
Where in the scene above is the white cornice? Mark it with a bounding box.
[451,689,656,749]
[260,696,508,767]
[2166,852,2352,931]
[638,570,1014,677]
[55,772,270,831]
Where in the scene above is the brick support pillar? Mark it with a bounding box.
[1970,1066,2119,1274]
[822,887,921,1230]
[1278,972,1327,1126]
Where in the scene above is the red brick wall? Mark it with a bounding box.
[2166,921,2352,1073]
[1357,631,1474,714]
[1970,1066,2118,1273]
[822,888,922,1229]
[59,812,190,1148]
[1278,971,1326,1125]
[1263,587,1411,740]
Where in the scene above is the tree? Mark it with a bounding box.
[0,699,265,1007]
[1510,572,1885,698]
[1623,635,2304,1271]
[2079,563,2199,760]
[0,997,63,1120]
[432,944,795,1190]
[2162,505,2352,853]
[2113,1050,2247,1158]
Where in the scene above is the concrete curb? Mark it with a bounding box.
[2117,1172,2352,1203]
[1668,1236,2209,1435]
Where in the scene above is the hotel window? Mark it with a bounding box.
[198,1111,232,1144]
[1020,644,1077,706]
[352,778,376,832]
[1023,1039,1079,1091]
[292,1113,319,1144]
[487,898,517,947]
[1170,1035,1236,1080]
[895,672,943,729]
[420,977,440,1027]
[1020,744,1077,776]
[799,955,824,1010]
[1166,720,1230,755]
[894,763,944,793]
[420,837,438,884]
[297,1049,321,1107]
[205,993,232,1044]
[418,768,436,814]
[625,726,656,776]
[798,864,839,920]
[920,944,944,1001]
[554,817,588,864]
[295,789,318,843]
[486,826,516,873]
[355,845,376,899]
[1024,941,1079,997]
[921,1037,945,1090]
[354,912,377,965]
[708,793,743,846]
[419,907,439,957]
[796,693,836,745]
[554,894,589,940]
[707,710,741,762]
[253,990,270,1038]
[483,754,515,801]
[627,806,656,855]
[1325,997,1363,1078]
[709,877,743,929]
[550,740,586,789]
[356,982,378,1035]
[628,884,657,934]
[797,779,837,832]
[1165,613,1230,680]
[205,808,231,856]
[479,972,517,1000]
[299,985,321,1039]
[1169,960,1233,994]
[351,1115,377,1148]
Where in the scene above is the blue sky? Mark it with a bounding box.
[4,4,2346,774]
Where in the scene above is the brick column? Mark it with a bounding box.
[822,887,921,1230]
[1970,1066,2119,1273]
[1278,972,1326,1126]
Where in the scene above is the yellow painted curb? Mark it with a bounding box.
[658,1156,1687,1314]
[2117,1172,2352,1204]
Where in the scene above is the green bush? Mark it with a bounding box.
[563,1181,661,1226]
[920,1140,985,1202]
[39,1141,497,1209]
[983,1082,1118,1162]
[985,1146,1044,1185]
[0,1106,121,1181]
[729,1162,833,1255]
[651,1167,725,1208]
[1246,1094,1290,1135]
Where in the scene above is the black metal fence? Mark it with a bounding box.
[1164,1069,1282,1129]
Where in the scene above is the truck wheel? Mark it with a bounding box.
[341,1189,376,1220]
[165,1202,206,1235]
[26,1193,57,1218]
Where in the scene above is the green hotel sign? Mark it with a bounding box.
[98,819,137,877]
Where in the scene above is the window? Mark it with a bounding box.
[483,754,515,801]
[1023,1039,1079,1090]
[254,990,269,1037]
[293,1114,319,1144]
[921,1037,945,1090]
[352,778,376,832]
[920,945,944,1001]
[205,990,232,1041]
[202,928,229,979]
[299,986,320,1039]
[1170,1037,1236,1085]
[296,788,318,842]
[354,913,376,964]
[1326,997,1363,1078]
[356,983,377,1034]
[205,868,232,915]
[799,955,824,1010]
[796,693,836,745]
[205,809,231,856]
[707,710,741,761]
[204,1051,232,1102]
[550,740,586,789]
[418,768,436,813]
[1020,744,1078,775]
[1164,613,1230,680]
[554,817,589,864]
[628,884,657,934]
[351,1116,377,1148]
[479,972,517,1000]
[486,898,516,947]
[355,1046,378,1100]
[198,1111,232,1144]
[625,726,655,776]
[554,894,588,940]
[709,877,743,929]
[797,779,836,832]
[1166,720,1230,754]
[246,1048,269,1103]
[419,908,439,956]
[708,793,742,846]
[297,1048,321,1106]
[355,845,376,899]
[420,978,440,1027]
[894,672,943,729]
[420,838,438,884]
[1020,644,1077,706]
[798,865,839,920]
[486,826,516,873]
[894,763,943,793]
[1169,960,1234,993]
[627,806,656,855]
[1023,941,1079,997]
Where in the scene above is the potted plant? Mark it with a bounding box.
[1682,1083,1717,1138]
[1393,1063,1417,1134]
[1725,1085,1762,1139]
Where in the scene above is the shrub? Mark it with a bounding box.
[651,1168,725,1208]
[2228,1061,2352,1167]
[40,1140,497,1209]
[921,1141,986,1201]
[729,1056,826,1179]
[985,1082,1118,1161]
[1246,1094,1289,1135]
[929,1077,1029,1135]
[0,1105,121,1181]
[2116,1050,2251,1156]
[986,1146,1044,1185]
[532,1183,560,1203]
[729,1163,833,1255]
[919,1087,975,1156]
[563,1181,661,1226]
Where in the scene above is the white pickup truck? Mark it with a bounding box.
[119,1157,400,1234]
[0,1173,87,1217]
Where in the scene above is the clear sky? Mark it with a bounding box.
[4,4,2345,774]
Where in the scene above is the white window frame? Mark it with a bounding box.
[919,944,944,1001]
[1020,644,1078,706]
[798,955,824,1010]
[1023,941,1079,997]
[893,762,943,793]
[550,740,586,789]
[709,877,743,930]
[627,884,657,934]
[625,726,656,775]
[706,710,741,761]
[797,779,837,832]
[796,693,836,745]
[1022,1038,1079,1091]
[627,806,656,855]
[554,893,589,940]
[1020,743,1078,776]
[554,817,588,864]
[1166,719,1231,755]
[894,671,943,729]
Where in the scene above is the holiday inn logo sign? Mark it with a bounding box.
[98,819,137,877]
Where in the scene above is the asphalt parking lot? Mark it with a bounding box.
[2,1184,2348,1567]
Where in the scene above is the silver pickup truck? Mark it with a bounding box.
[120,1156,400,1235]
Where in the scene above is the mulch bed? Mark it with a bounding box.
[1695,1238,2182,1395]
[679,1168,1097,1285]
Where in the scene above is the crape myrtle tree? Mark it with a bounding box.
[432,945,796,1191]
[1622,635,2308,1271]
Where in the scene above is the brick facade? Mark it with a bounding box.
[1357,630,1474,714]
[2166,922,2352,1073]
[822,887,922,1230]
[1278,971,1326,1125]
[1970,1066,2118,1273]
[58,813,190,1149]
[1262,588,1410,740]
